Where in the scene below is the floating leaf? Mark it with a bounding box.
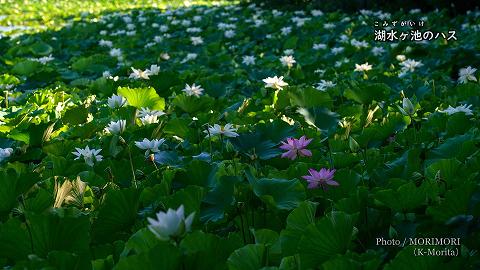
[201,176,241,223]
[279,201,317,256]
[246,169,306,210]
[344,83,391,104]
[384,246,442,270]
[118,86,165,110]
[172,94,214,113]
[426,182,476,222]
[375,182,427,212]
[63,105,88,125]
[227,244,265,270]
[289,87,333,108]
[30,42,53,56]
[27,208,91,258]
[92,188,141,244]
[115,242,180,270]
[297,107,339,135]
[0,218,31,261]
[0,169,39,218]
[120,228,158,257]
[425,158,462,187]
[180,231,242,270]
[298,211,356,267]
[12,60,41,76]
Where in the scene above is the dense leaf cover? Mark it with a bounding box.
[0,1,479,269]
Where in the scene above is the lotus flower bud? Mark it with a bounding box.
[402,97,415,116]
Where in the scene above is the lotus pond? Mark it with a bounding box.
[0,0,479,269]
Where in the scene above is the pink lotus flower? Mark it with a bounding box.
[279,136,312,160]
[302,168,338,190]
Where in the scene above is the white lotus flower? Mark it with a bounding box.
[280,26,291,35]
[315,80,336,91]
[154,35,163,43]
[204,123,239,138]
[159,25,169,32]
[190,36,203,45]
[263,76,288,90]
[371,46,385,56]
[253,19,265,27]
[313,43,327,50]
[55,101,65,112]
[145,42,155,48]
[280,55,296,68]
[105,120,126,134]
[72,146,103,167]
[135,138,165,156]
[354,62,372,72]
[0,148,13,162]
[99,39,113,47]
[335,58,349,67]
[0,84,14,90]
[109,48,122,57]
[146,64,160,76]
[311,10,323,16]
[102,71,112,78]
[147,205,195,241]
[182,19,191,27]
[108,94,127,109]
[272,10,283,17]
[440,104,473,115]
[314,69,326,76]
[182,83,204,97]
[103,71,119,81]
[396,55,406,62]
[331,47,344,55]
[339,34,350,43]
[160,53,170,60]
[324,23,335,30]
[140,115,159,125]
[31,55,54,65]
[242,55,255,66]
[353,39,370,49]
[293,17,309,27]
[129,67,150,80]
[359,9,373,16]
[181,53,197,63]
[458,66,477,84]
[186,27,202,33]
[399,59,423,73]
[137,107,165,118]
[218,22,236,30]
[410,8,421,14]
[122,16,132,23]
[126,30,136,36]
[224,30,236,38]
